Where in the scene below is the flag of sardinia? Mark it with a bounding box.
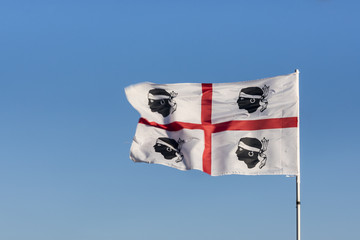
[125,72,299,176]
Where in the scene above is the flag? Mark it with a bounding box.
[125,72,299,176]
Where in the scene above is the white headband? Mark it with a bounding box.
[156,139,178,152]
[239,92,263,99]
[238,141,261,152]
[148,93,171,100]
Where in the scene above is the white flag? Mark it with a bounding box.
[125,72,299,176]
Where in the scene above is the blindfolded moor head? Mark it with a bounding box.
[237,85,269,113]
[148,88,178,117]
[235,137,269,169]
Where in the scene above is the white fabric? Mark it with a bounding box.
[211,128,298,176]
[125,82,203,124]
[125,72,299,176]
[130,124,204,171]
[211,73,298,123]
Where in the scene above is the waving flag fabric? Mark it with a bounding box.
[125,72,299,176]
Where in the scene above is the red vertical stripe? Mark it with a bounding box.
[202,126,213,175]
[201,83,213,175]
[201,84,213,124]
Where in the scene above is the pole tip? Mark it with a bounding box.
[295,69,300,73]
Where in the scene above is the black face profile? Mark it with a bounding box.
[148,98,172,117]
[148,88,177,117]
[154,143,178,159]
[237,97,261,113]
[236,137,265,169]
[237,87,265,113]
[236,146,260,169]
[153,137,182,162]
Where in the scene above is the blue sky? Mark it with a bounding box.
[1,1,359,239]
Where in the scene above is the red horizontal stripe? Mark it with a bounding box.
[138,117,202,131]
[213,117,298,132]
[139,117,298,132]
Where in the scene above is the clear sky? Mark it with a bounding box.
[1,1,359,240]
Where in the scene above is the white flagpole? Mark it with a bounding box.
[295,69,301,240]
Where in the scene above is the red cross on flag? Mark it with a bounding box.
[125,72,299,176]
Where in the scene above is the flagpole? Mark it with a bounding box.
[296,175,301,240]
[295,69,301,240]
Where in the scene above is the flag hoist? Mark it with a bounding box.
[125,70,301,240]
